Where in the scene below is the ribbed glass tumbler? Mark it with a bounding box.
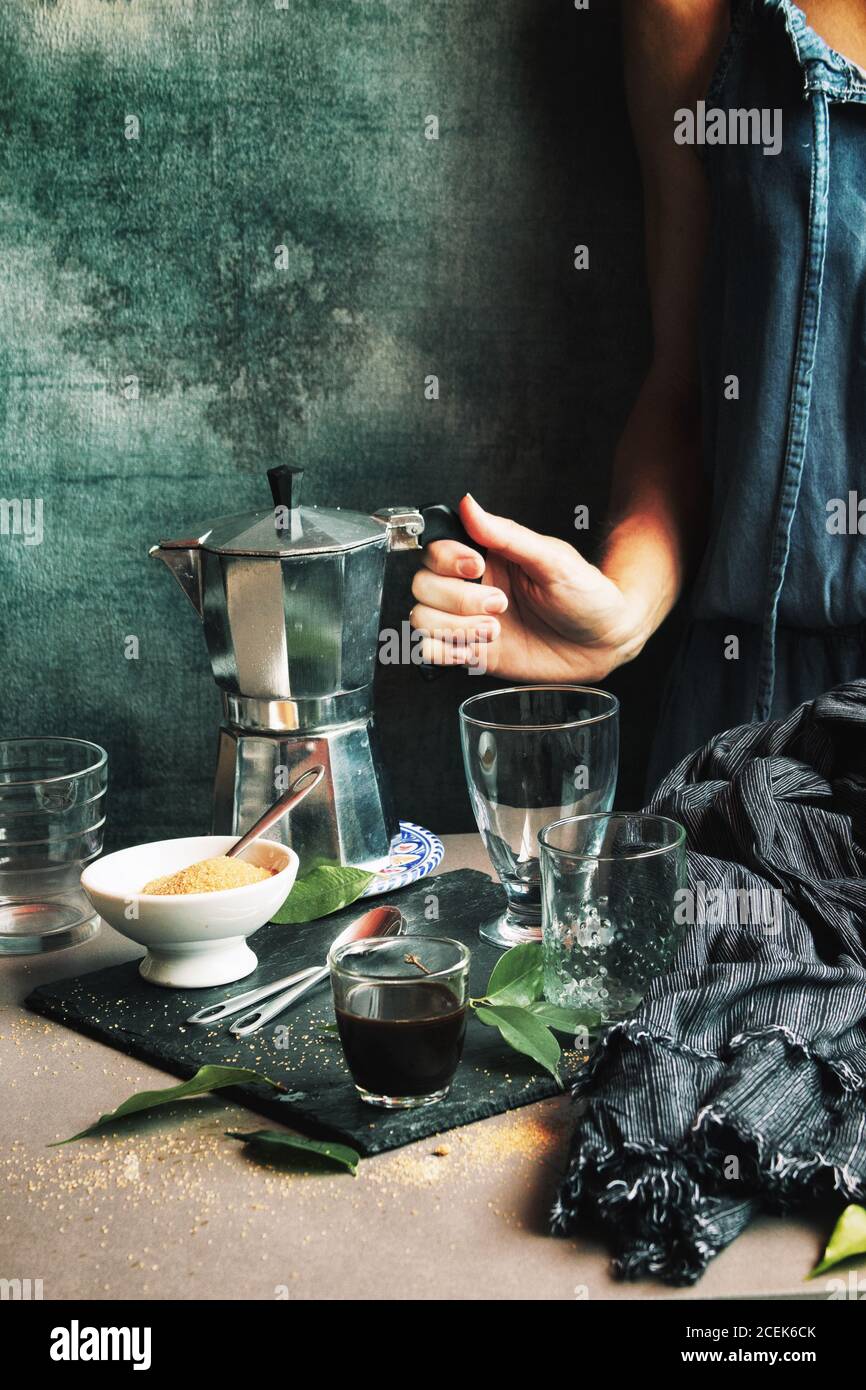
[0,738,107,955]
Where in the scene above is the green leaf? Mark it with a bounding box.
[50,1065,286,1145]
[474,1003,562,1085]
[485,942,544,1006]
[227,1129,359,1175]
[809,1204,866,1277]
[527,1001,600,1035]
[271,863,374,924]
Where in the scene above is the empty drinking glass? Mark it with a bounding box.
[459,686,619,948]
[0,737,108,955]
[539,812,687,1021]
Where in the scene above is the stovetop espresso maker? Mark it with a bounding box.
[151,466,450,872]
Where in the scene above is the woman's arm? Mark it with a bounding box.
[603,0,730,641]
[409,0,729,680]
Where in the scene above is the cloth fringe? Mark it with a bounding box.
[552,1018,866,1286]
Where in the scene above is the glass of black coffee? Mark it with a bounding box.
[329,936,471,1109]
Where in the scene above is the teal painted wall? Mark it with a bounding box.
[0,0,673,848]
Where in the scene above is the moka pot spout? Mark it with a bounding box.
[148,539,204,618]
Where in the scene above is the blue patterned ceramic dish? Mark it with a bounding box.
[361,821,444,897]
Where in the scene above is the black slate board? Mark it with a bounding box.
[26,870,577,1155]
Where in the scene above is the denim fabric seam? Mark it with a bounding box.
[753,91,831,722]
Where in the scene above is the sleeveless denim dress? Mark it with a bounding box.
[647,0,866,790]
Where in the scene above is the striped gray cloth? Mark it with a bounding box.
[551,681,866,1285]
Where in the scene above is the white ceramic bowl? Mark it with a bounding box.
[80,835,298,989]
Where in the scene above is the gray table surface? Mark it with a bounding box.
[0,835,849,1301]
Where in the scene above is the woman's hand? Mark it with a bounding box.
[410,494,653,681]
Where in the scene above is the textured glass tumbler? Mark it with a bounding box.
[459,686,619,949]
[539,812,687,1021]
[0,738,108,955]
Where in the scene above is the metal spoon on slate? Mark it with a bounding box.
[228,904,406,1038]
[187,903,405,1028]
[186,962,323,1026]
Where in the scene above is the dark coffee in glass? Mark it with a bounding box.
[330,937,471,1108]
